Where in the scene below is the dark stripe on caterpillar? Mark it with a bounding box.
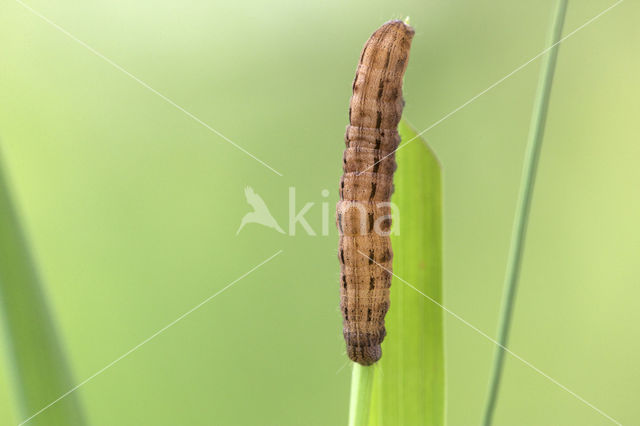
[377,79,385,100]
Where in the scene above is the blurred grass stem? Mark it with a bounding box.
[482,1,568,425]
[0,151,86,425]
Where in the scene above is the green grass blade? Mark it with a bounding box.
[349,364,375,426]
[482,1,568,425]
[0,151,86,426]
[367,119,444,426]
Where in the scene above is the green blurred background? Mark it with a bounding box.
[1,0,638,424]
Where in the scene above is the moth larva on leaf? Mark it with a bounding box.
[337,20,414,365]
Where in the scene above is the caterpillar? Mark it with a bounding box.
[337,20,414,365]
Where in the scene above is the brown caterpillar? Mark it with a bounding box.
[337,20,414,365]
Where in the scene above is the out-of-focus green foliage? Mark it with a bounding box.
[0,153,85,426]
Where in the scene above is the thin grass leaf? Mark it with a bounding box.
[482,1,568,425]
[0,150,86,426]
[349,364,375,426]
[362,119,444,426]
